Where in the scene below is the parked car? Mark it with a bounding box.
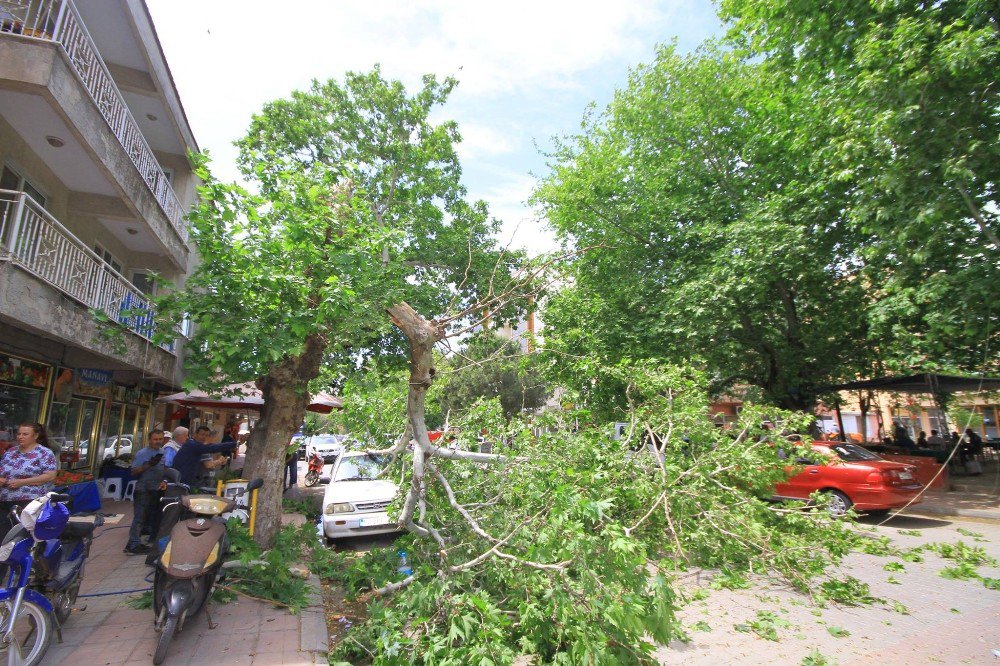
[773,441,923,516]
[304,434,345,463]
[321,451,400,543]
[103,435,133,459]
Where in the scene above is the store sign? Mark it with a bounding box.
[77,368,112,386]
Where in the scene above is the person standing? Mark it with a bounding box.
[171,426,235,487]
[164,427,185,467]
[0,423,57,540]
[123,429,167,555]
[926,429,946,450]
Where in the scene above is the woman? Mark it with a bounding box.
[0,423,58,538]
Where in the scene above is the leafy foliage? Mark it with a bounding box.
[437,332,549,421]
[332,364,861,664]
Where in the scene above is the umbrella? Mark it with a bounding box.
[157,382,343,414]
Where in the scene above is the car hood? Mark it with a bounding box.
[324,479,398,503]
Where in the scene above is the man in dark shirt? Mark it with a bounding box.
[170,426,235,487]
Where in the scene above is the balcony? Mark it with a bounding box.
[0,188,174,350]
[0,0,188,244]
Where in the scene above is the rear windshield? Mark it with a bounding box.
[827,443,882,462]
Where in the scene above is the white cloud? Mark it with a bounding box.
[147,0,720,255]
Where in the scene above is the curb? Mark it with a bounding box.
[300,572,329,663]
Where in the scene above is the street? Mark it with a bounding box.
[658,513,1000,665]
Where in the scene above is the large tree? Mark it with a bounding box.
[535,46,867,411]
[156,69,509,545]
[718,0,1000,372]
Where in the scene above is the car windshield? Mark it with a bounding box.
[827,443,882,462]
[334,454,388,481]
[312,436,342,447]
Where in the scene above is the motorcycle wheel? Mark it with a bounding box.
[51,564,84,625]
[305,470,319,487]
[0,599,52,666]
[153,614,178,665]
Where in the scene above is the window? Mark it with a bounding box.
[0,165,47,208]
[93,242,123,274]
[130,270,154,296]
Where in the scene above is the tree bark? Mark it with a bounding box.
[386,302,446,530]
[244,332,327,547]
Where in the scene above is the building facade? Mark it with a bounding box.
[0,0,197,471]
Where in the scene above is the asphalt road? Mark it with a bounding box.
[658,513,1000,665]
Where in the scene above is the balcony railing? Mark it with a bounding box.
[0,0,188,243]
[0,189,175,352]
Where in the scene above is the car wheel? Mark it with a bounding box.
[823,490,853,517]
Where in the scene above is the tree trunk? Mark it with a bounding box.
[244,332,327,547]
[386,302,446,530]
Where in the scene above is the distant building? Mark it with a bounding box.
[0,0,198,471]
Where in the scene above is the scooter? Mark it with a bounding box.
[304,451,324,487]
[150,478,263,665]
[0,492,103,666]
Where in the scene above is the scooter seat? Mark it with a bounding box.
[63,514,102,538]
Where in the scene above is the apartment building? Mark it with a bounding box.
[0,0,197,471]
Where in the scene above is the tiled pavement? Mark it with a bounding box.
[40,499,326,665]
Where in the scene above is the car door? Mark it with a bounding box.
[774,446,829,500]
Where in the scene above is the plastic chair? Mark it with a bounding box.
[122,480,136,501]
[101,478,122,501]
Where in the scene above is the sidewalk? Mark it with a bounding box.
[40,500,327,666]
[898,459,1000,522]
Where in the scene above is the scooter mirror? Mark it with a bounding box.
[319,476,331,484]
[246,478,265,492]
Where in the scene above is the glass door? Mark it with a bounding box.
[99,402,123,462]
[48,397,101,468]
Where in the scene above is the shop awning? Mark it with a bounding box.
[158,382,343,414]
[822,373,1000,395]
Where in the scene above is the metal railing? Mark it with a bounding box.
[0,189,175,352]
[0,0,188,243]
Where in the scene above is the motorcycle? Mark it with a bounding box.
[304,452,324,487]
[0,492,103,666]
[150,478,263,665]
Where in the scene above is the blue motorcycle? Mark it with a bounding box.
[0,492,103,665]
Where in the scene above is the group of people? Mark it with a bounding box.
[0,418,244,557]
[122,423,239,555]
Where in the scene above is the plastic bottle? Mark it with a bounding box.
[397,550,412,576]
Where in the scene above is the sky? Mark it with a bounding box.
[147,1,723,254]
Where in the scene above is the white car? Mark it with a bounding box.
[321,452,400,542]
[305,434,345,463]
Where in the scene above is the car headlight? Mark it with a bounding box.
[325,502,354,515]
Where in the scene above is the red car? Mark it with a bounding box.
[773,441,923,516]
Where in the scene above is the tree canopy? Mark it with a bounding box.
[156,68,514,544]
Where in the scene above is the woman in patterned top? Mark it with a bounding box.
[0,423,58,539]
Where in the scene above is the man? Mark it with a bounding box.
[926,429,946,450]
[123,429,167,555]
[170,425,235,487]
[163,427,185,467]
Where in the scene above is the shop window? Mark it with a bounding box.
[0,353,51,443]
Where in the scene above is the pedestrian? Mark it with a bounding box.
[164,427,185,467]
[123,429,167,555]
[893,422,915,449]
[0,423,57,540]
[916,430,928,448]
[926,429,946,450]
[170,425,235,487]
